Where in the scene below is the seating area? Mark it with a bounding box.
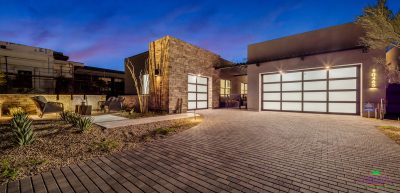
[31,96,64,118]
[98,96,126,113]
[0,94,132,120]
[219,94,247,109]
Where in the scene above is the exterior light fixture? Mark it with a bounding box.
[197,74,201,77]
[155,69,160,77]
[279,70,283,74]
[370,68,377,88]
[325,66,330,70]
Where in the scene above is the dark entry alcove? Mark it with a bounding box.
[385,84,400,119]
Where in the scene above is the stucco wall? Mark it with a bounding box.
[0,94,106,116]
[247,48,387,116]
[124,52,149,95]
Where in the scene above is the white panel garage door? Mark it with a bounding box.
[188,75,208,110]
[262,66,359,114]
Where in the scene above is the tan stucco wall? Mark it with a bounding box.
[247,48,387,116]
[0,94,106,116]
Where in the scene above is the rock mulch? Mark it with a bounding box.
[0,116,202,184]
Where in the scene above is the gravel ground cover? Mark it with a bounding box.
[0,116,202,184]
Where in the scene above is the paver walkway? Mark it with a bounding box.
[2,109,400,193]
[94,112,199,129]
[92,114,129,124]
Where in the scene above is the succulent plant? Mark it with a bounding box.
[10,113,35,146]
[76,116,93,133]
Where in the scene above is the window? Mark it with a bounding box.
[142,74,149,95]
[16,70,32,88]
[220,79,231,97]
[240,83,248,96]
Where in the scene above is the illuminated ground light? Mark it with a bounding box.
[371,169,381,176]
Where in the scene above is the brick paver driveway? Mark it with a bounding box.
[2,110,400,193]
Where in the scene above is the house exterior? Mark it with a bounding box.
[0,42,125,116]
[125,36,236,113]
[126,23,399,117]
[0,41,125,96]
[247,23,390,116]
[0,41,82,93]
[74,66,125,97]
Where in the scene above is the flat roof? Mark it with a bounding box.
[247,23,365,63]
[77,66,125,74]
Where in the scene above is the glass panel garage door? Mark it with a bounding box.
[188,75,208,110]
[262,66,359,114]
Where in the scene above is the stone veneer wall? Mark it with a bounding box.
[164,36,224,113]
[0,94,106,116]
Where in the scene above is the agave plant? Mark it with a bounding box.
[10,112,35,146]
[76,116,93,133]
[59,111,70,122]
[69,113,81,127]
[59,111,80,126]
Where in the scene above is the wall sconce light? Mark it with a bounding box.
[325,66,330,70]
[155,69,160,77]
[370,68,377,88]
[279,70,284,74]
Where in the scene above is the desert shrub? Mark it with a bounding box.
[1,159,19,181]
[155,127,176,135]
[92,138,118,152]
[70,113,81,127]
[141,134,153,142]
[60,111,80,126]
[10,112,35,146]
[25,158,47,166]
[8,107,25,116]
[59,111,71,122]
[76,116,93,133]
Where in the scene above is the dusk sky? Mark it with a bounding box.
[1,0,399,71]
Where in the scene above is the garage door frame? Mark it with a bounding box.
[188,74,209,110]
[261,64,360,115]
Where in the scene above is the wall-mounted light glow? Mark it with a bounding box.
[370,68,377,88]
[155,69,160,77]
[197,74,201,77]
[325,66,330,70]
[279,70,283,74]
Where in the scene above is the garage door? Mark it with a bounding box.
[188,75,208,110]
[262,66,359,114]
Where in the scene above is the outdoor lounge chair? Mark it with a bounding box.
[31,96,64,118]
[99,96,125,112]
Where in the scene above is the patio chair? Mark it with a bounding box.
[31,96,64,118]
[99,96,125,112]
